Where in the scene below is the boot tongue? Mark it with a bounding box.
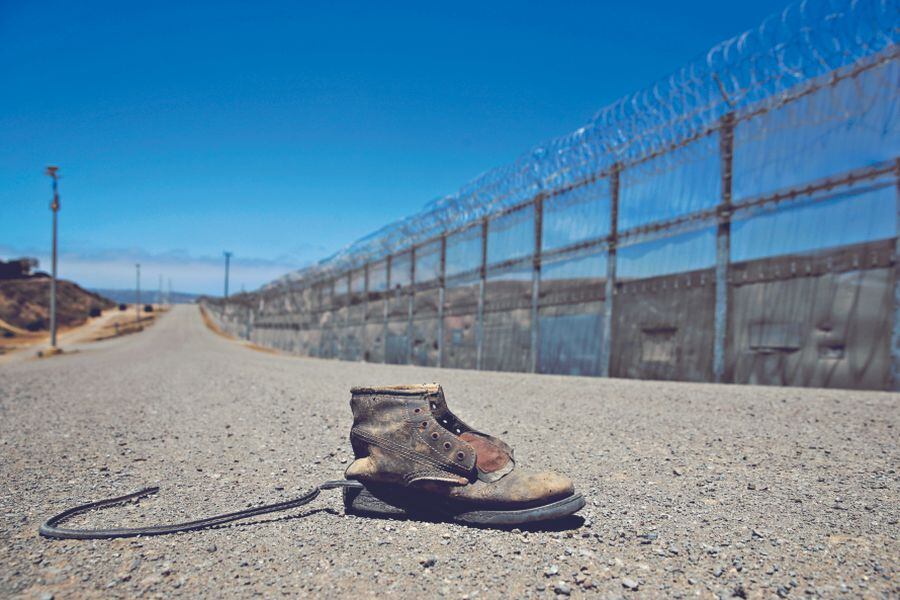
[427,385,449,414]
[427,385,515,482]
[459,432,515,482]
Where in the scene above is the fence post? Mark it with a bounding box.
[383,255,391,364]
[407,246,416,365]
[892,159,900,391]
[361,265,368,362]
[600,165,620,378]
[714,112,736,383]
[530,194,544,373]
[332,275,340,359]
[437,235,447,368]
[476,218,488,370]
[246,299,253,341]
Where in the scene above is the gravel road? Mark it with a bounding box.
[1,305,897,599]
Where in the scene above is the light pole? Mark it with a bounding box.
[45,166,60,349]
[135,263,141,323]
[223,251,232,301]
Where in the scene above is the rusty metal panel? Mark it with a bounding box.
[476,220,488,370]
[894,171,900,392]
[385,319,408,364]
[442,313,476,369]
[268,327,286,352]
[612,225,717,382]
[538,251,607,376]
[611,269,716,382]
[387,291,410,319]
[727,242,894,390]
[482,308,531,372]
[538,302,605,376]
[444,275,480,317]
[248,326,263,347]
[339,324,365,361]
[413,287,440,316]
[363,262,385,322]
[331,306,348,329]
[365,298,384,321]
[347,303,364,325]
[480,262,532,372]
[319,325,339,359]
[540,251,608,309]
[279,329,297,353]
[364,322,385,363]
[484,263,533,312]
[297,327,319,357]
[411,317,439,366]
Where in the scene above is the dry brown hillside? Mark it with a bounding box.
[0,277,114,332]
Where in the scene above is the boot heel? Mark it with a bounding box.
[343,485,410,518]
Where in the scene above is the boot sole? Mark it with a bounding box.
[335,480,585,526]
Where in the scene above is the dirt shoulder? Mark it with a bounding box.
[0,306,165,363]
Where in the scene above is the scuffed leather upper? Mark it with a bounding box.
[345,384,574,508]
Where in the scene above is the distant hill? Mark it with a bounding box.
[91,288,201,305]
[0,278,114,332]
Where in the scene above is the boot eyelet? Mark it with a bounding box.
[443,442,451,450]
[431,432,439,440]
[456,452,465,461]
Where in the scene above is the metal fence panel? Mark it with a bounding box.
[538,251,607,375]
[482,262,533,372]
[727,240,894,389]
[412,317,440,366]
[611,269,716,382]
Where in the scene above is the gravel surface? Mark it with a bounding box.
[1,305,897,598]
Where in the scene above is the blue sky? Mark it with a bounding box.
[1,0,792,294]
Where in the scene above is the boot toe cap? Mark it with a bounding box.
[483,469,576,507]
[531,471,575,503]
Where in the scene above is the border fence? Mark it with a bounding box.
[203,0,899,390]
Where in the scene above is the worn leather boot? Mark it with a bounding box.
[342,384,584,525]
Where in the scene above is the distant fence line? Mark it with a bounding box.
[203,0,899,390]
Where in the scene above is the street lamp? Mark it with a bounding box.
[45,166,60,349]
[135,263,141,323]
[223,251,232,301]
